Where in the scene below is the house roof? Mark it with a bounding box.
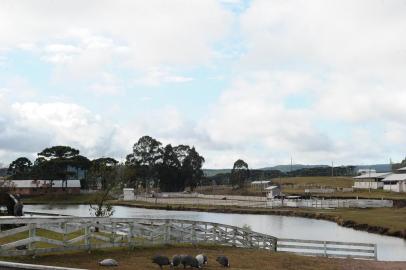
[265,185,279,190]
[382,173,406,182]
[251,181,271,185]
[353,172,392,179]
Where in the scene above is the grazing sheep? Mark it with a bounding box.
[152,255,171,269]
[195,254,208,267]
[181,255,201,268]
[216,256,230,268]
[98,258,118,267]
[171,255,182,267]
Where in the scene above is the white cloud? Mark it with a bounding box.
[88,73,122,96]
[135,67,193,86]
[0,0,234,70]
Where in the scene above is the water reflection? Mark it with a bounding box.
[25,204,406,261]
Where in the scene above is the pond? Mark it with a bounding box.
[25,204,406,261]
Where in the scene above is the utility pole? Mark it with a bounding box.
[290,157,293,173]
[331,161,334,177]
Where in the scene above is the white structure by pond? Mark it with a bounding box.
[353,172,391,189]
[265,186,281,198]
[382,173,406,193]
[353,166,406,192]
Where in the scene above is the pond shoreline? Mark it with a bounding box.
[25,200,406,240]
[112,201,406,240]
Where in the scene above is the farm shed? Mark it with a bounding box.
[352,172,391,190]
[382,173,406,193]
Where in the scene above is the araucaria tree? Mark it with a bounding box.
[8,157,32,179]
[230,159,249,189]
[33,146,90,191]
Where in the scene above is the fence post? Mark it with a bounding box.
[323,241,327,257]
[28,223,36,253]
[63,222,68,247]
[374,244,378,260]
[232,228,236,247]
[164,220,170,244]
[84,224,91,251]
[128,222,134,250]
[273,238,278,252]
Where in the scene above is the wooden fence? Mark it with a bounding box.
[277,238,377,260]
[0,217,376,260]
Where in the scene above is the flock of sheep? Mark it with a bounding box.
[152,254,230,269]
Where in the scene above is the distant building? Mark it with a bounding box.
[357,168,376,176]
[250,180,271,191]
[265,186,281,199]
[382,169,406,192]
[1,179,81,195]
[353,172,392,190]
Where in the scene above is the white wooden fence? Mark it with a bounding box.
[0,217,377,260]
[277,238,377,260]
[134,195,393,209]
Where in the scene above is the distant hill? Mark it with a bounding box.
[204,163,392,177]
[260,164,329,173]
[203,169,231,177]
[353,164,392,173]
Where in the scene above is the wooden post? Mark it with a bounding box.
[323,241,327,257]
[63,222,68,247]
[232,228,236,247]
[191,222,196,244]
[84,224,91,251]
[374,244,378,260]
[28,223,36,252]
[204,224,207,242]
[129,222,135,250]
[164,220,170,244]
[273,238,277,252]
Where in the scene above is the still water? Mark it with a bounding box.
[25,204,406,261]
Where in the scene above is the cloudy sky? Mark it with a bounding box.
[1,0,405,168]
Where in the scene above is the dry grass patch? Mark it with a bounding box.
[7,245,406,270]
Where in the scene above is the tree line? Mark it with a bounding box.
[5,135,205,193]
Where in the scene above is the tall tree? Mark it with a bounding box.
[38,146,80,160]
[230,159,249,189]
[36,146,82,191]
[8,157,32,179]
[181,147,205,191]
[158,144,181,192]
[127,136,163,191]
[87,158,119,190]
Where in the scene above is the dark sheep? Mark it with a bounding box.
[171,255,182,267]
[152,255,171,269]
[216,256,230,268]
[181,255,201,269]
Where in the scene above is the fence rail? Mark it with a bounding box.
[277,238,377,260]
[0,217,376,260]
[134,195,393,209]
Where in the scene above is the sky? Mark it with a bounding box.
[0,0,406,169]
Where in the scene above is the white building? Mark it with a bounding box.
[250,181,271,191]
[357,168,376,175]
[123,188,135,200]
[382,173,406,192]
[353,172,391,190]
[265,186,281,199]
